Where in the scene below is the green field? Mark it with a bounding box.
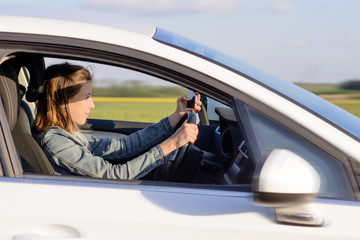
[297,83,360,118]
[334,103,360,117]
[90,86,184,122]
[297,83,360,98]
[89,84,360,122]
[89,100,176,123]
[329,100,360,118]
[296,83,351,95]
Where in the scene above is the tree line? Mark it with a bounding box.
[340,80,360,90]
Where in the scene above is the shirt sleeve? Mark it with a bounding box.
[86,117,174,161]
[40,118,173,180]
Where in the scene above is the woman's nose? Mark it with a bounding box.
[89,97,95,109]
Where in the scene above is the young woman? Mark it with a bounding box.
[33,62,201,180]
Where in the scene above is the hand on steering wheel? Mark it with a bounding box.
[156,110,198,181]
[167,93,201,130]
[156,93,201,181]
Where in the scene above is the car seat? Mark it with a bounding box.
[0,55,54,175]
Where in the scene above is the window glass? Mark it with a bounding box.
[246,106,355,200]
[198,94,229,124]
[45,58,187,123]
[40,57,249,187]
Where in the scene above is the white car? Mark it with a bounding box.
[0,16,359,239]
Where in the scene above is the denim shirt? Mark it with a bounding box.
[34,118,174,180]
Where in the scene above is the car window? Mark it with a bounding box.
[243,104,355,201]
[39,57,251,187]
[45,58,187,123]
[204,95,229,124]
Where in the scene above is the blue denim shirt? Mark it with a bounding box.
[34,118,174,180]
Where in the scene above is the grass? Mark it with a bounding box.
[89,84,360,121]
[296,83,357,95]
[329,100,360,118]
[297,83,360,118]
[89,99,177,123]
[90,86,185,122]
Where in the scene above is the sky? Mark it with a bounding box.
[1,0,360,84]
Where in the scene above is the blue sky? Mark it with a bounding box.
[1,0,360,83]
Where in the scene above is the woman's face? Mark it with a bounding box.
[67,80,95,125]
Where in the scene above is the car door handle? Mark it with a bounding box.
[13,224,87,240]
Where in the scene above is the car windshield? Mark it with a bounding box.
[153,28,360,140]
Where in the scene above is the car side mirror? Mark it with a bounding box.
[253,149,324,226]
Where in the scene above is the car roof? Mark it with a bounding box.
[0,15,155,47]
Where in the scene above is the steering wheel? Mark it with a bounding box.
[155,110,197,181]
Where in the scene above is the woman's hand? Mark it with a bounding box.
[161,92,201,155]
[168,92,202,129]
[160,120,199,156]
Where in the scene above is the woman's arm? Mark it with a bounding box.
[89,93,202,159]
[87,117,173,160]
[40,128,167,180]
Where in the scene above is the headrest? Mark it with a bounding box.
[13,55,45,102]
[0,55,45,130]
[0,59,20,130]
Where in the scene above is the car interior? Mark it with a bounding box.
[0,52,255,190]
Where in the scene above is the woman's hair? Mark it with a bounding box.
[32,62,93,134]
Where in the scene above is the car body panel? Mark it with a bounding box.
[0,178,360,240]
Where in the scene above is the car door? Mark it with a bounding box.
[1,150,360,240]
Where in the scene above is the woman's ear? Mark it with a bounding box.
[61,104,67,113]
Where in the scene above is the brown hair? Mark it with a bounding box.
[32,62,93,134]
